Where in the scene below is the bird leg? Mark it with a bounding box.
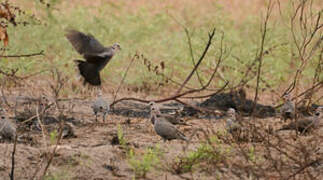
[95,113,98,122]
[103,113,106,123]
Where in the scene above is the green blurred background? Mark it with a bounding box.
[2,0,322,97]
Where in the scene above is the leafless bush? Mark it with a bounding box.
[168,0,322,179]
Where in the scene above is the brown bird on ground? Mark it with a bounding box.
[280,94,295,122]
[61,122,76,138]
[225,108,246,139]
[277,107,322,134]
[225,108,240,134]
[91,91,110,122]
[151,106,188,142]
[149,101,188,125]
[0,110,16,141]
[65,29,121,86]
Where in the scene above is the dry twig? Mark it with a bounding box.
[0,50,44,58]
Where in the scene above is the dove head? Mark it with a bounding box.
[112,43,121,51]
[238,88,246,100]
[282,94,291,101]
[315,106,323,117]
[149,101,160,112]
[227,108,236,117]
[148,101,156,107]
[39,95,49,107]
[150,106,159,116]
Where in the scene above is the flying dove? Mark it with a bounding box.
[66,29,121,86]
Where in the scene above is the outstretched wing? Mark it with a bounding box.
[65,29,106,56]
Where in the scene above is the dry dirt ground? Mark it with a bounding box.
[0,94,212,180]
[0,90,322,180]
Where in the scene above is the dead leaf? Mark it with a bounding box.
[160,61,165,70]
[0,3,16,26]
[0,25,8,47]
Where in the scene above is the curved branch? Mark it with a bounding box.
[175,28,216,94]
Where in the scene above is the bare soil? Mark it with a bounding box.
[1,88,322,180]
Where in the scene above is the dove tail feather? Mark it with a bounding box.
[74,60,101,86]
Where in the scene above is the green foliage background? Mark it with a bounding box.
[2,0,322,93]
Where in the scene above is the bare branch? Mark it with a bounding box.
[167,13,204,87]
[113,53,138,102]
[175,28,216,94]
[40,121,64,178]
[252,0,274,114]
[0,50,44,58]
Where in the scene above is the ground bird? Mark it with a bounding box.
[226,108,237,121]
[226,119,241,134]
[225,108,241,134]
[62,122,76,138]
[65,29,121,86]
[151,107,188,142]
[149,101,188,125]
[277,107,322,134]
[280,94,295,122]
[0,113,16,141]
[92,91,109,122]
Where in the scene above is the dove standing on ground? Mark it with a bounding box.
[149,101,188,125]
[280,94,295,122]
[0,111,16,141]
[65,29,121,86]
[151,107,188,142]
[92,91,110,122]
[62,122,76,138]
[277,107,322,134]
[225,108,241,134]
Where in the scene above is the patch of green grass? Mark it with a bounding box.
[44,169,72,180]
[248,146,256,163]
[247,146,264,164]
[49,130,58,145]
[2,0,321,93]
[173,136,231,174]
[117,124,128,149]
[127,145,162,178]
[117,125,162,178]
